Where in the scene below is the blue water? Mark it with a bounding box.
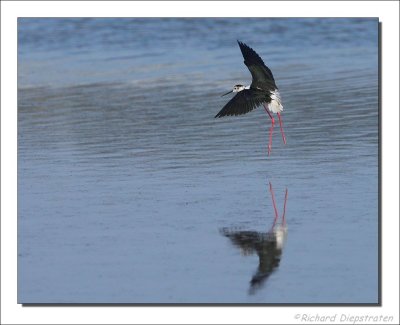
[18,18,379,303]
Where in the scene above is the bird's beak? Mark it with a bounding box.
[221,90,233,97]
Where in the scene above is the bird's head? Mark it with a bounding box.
[221,84,245,97]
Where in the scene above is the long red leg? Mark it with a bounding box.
[264,104,273,120]
[268,119,275,156]
[277,112,287,145]
[282,188,288,226]
[264,105,275,156]
[269,182,279,230]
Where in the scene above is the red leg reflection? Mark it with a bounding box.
[282,188,288,226]
[269,182,279,230]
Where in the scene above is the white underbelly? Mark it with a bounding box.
[267,90,283,113]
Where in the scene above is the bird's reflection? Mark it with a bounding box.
[220,182,288,295]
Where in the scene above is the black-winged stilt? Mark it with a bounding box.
[215,41,287,156]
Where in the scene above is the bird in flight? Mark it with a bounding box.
[215,41,287,156]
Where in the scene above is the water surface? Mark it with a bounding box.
[18,18,379,303]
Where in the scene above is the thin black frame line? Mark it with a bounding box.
[16,18,382,307]
[22,302,380,307]
[377,20,382,306]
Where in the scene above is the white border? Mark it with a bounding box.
[1,1,399,324]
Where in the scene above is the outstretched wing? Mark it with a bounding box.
[237,41,277,90]
[215,89,267,118]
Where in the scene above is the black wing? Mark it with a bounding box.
[215,89,267,118]
[237,41,277,90]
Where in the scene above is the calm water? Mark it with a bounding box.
[18,18,379,303]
